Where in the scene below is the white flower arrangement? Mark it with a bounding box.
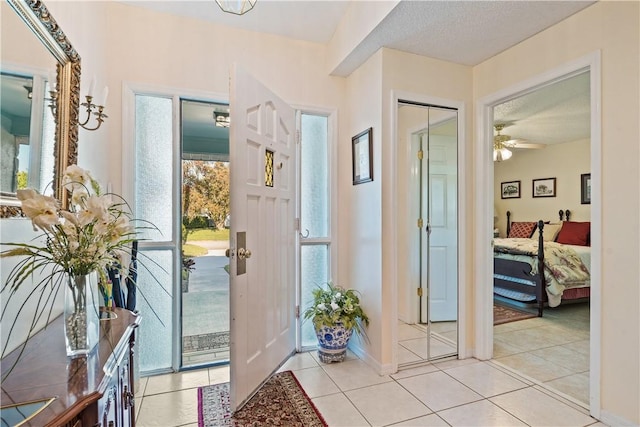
[303,282,369,336]
[3,165,137,280]
[1,165,161,368]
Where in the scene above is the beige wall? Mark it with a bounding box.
[494,139,591,236]
[381,48,473,365]
[474,2,640,423]
[341,51,384,364]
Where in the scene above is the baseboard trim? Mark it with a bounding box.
[599,410,638,427]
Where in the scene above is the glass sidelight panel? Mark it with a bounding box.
[134,94,176,374]
[300,244,329,347]
[397,102,458,364]
[298,113,331,350]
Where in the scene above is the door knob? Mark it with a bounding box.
[237,248,252,260]
[225,248,231,258]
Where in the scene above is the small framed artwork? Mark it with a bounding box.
[532,177,556,198]
[352,127,373,185]
[581,173,591,204]
[501,180,521,199]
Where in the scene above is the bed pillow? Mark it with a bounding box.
[541,223,562,242]
[556,221,591,246]
[508,222,537,238]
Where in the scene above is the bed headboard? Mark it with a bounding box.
[559,209,571,221]
[506,209,571,236]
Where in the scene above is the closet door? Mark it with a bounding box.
[397,101,458,364]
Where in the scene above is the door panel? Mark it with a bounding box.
[428,136,458,321]
[230,65,296,411]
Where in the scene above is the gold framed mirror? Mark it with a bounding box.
[1,0,80,217]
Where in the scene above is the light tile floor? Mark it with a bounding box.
[136,348,605,427]
[493,302,590,405]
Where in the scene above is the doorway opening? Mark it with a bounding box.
[491,70,592,406]
[180,99,231,367]
[475,52,602,417]
[396,100,459,366]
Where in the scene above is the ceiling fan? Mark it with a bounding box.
[493,123,545,161]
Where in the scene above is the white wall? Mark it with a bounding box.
[494,139,590,236]
[474,2,640,423]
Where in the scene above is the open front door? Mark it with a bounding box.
[229,65,296,411]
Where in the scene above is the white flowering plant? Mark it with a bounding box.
[1,165,139,286]
[303,282,369,336]
[0,165,164,365]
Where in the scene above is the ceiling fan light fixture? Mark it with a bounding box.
[216,0,256,15]
[493,123,513,162]
[493,147,512,162]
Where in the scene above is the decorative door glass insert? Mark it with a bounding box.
[265,149,274,187]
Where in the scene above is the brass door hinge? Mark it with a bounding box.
[417,288,423,297]
[417,149,423,160]
[417,218,423,228]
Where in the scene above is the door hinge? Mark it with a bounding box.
[295,305,300,318]
[417,288,423,297]
[417,218,423,228]
[417,149,423,160]
[296,129,301,145]
[295,218,300,231]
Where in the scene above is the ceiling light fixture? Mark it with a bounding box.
[216,0,256,15]
[214,111,230,128]
[493,124,513,162]
[23,84,33,100]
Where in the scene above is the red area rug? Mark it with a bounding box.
[494,303,537,325]
[198,370,327,427]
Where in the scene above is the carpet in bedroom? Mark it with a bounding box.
[494,303,537,325]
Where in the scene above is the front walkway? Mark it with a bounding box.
[182,240,230,366]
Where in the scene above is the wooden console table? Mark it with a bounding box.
[1,308,141,427]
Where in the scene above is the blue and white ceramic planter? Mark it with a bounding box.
[315,323,353,363]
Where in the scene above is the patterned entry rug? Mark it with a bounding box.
[198,370,328,427]
[494,303,537,325]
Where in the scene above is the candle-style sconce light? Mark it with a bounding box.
[46,70,58,118]
[45,72,107,130]
[79,76,108,131]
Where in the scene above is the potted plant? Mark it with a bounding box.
[303,281,369,363]
[182,256,195,293]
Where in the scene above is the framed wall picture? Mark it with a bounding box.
[501,180,521,199]
[581,173,591,204]
[532,177,556,198]
[352,127,373,185]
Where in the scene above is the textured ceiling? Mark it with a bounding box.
[333,1,595,75]
[494,72,591,146]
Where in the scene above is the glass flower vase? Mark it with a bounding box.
[64,271,100,357]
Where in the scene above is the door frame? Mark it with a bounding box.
[391,90,468,372]
[473,51,602,417]
[122,82,229,373]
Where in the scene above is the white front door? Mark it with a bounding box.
[229,65,297,411]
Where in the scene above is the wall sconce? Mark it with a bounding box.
[79,77,108,131]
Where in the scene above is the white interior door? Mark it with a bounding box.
[426,133,458,321]
[229,65,296,411]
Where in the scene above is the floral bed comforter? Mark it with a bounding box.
[494,238,590,307]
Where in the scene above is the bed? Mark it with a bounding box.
[493,210,591,317]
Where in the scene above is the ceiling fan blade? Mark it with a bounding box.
[510,142,546,149]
